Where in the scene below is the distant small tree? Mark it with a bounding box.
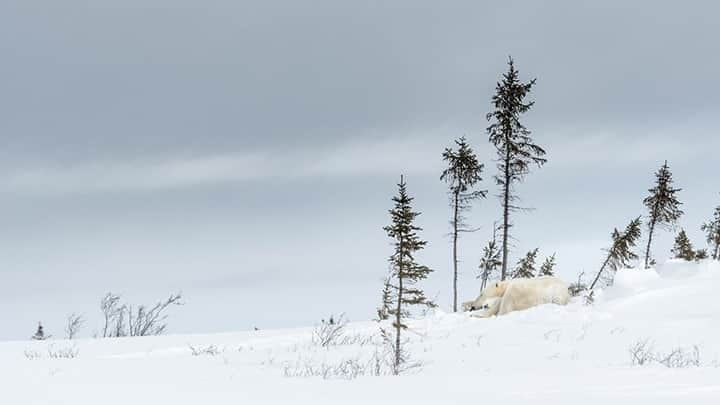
[486,57,546,280]
[671,229,695,261]
[65,313,84,340]
[382,176,434,375]
[477,224,502,291]
[643,161,683,268]
[539,253,557,277]
[701,205,720,260]
[441,136,487,312]
[512,248,539,279]
[695,249,708,261]
[31,322,49,340]
[590,217,642,290]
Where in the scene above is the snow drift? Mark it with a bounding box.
[2,260,720,404]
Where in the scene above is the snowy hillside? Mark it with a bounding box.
[3,260,720,404]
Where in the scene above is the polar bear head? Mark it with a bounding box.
[467,296,501,318]
[462,280,509,312]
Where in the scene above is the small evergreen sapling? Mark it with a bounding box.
[590,217,642,290]
[31,322,49,340]
[486,57,546,280]
[440,136,487,312]
[478,225,502,291]
[700,204,720,260]
[539,253,557,277]
[643,161,683,268]
[512,248,539,279]
[382,176,434,374]
[376,274,394,321]
[671,229,695,261]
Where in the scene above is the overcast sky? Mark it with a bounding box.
[1,1,719,340]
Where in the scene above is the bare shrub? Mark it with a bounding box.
[100,292,183,338]
[337,333,375,346]
[65,313,84,340]
[47,344,79,359]
[380,327,422,376]
[629,339,655,366]
[568,271,588,297]
[658,346,700,368]
[629,340,701,368]
[312,314,347,347]
[189,344,222,356]
[24,349,42,360]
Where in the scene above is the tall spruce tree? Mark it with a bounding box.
[590,217,642,290]
[642,161,683,268]
[478,225,502,291]
[486,57,546,280]
[382,176,434,374]
[700,204,720,260]
[671,229,695,261]
[512,248,539,279]
[539,253,557,277]
[440,136,487,312]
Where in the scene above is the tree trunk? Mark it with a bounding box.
[714,243,719,261]
[644,218,656,269]
[452,191,459,312]
[500,148,511,281]
[589,254,612,290]
[394,242,403,375]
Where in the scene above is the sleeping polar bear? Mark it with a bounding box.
[462,276,569,318]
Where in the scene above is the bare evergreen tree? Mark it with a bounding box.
[512,248,539,279]
[643,161,683,268]
[440,136,487,312]
[539,253,557,277]
[590,217,642,290]
[382,176,434,375]
[671,229,695,261]
[478,224,502,291]
[65,313,84,340]
[486,57,546,280]
[701,204,720,260]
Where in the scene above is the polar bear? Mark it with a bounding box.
[462,276,569,318]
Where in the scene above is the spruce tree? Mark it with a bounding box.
[382,176,434,374]
[671,229,695,261]
[695,249,709,261]
[642,161,683,268]
[478,225,502,291]
[539,253,557,277]
[486,57,546,280]
[512,248,539,279]
[590,217,642,290]
[440,136,487,312]
[31,322,48,340]
[700,204,720,260]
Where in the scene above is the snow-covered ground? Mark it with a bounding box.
[3,260,720,404]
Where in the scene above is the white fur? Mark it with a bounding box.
[463,276,569,318]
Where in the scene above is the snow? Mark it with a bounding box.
[2,261,720,404]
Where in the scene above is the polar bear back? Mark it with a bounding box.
[497,276,569,315]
